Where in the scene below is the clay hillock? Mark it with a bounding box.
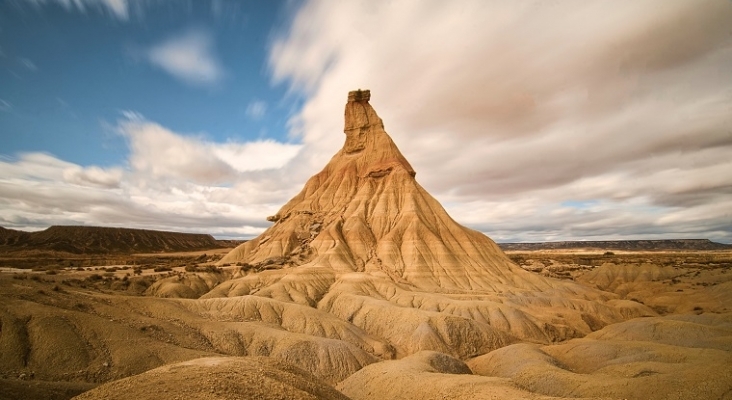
[0,225,224,254]
[0,276,382,387]
[338,350,545,400]
[72,357,350,400]
[467,313,732,400]
[337,315,732,400]
[577,262,732,315]
[499,239,732,251]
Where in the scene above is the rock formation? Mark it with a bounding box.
[221,90,553,291]
[0,225,224,254]
[214,90,651,353]
[73,357,350,400]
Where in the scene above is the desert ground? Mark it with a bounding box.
[1,248,730,400]
[2,91,731,400]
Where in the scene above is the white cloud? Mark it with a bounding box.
[0,115,303,238]
[245,100,267,119]
[213,140,301,172]
[23,0,130,20]
[121,120,236,184]
[119,117,302,182]
[147,29,225,86]
[2,1,731,243]
[18,57,38,71]
[63,165,123,188]
[0,99,11,112]
[268,0,732,243]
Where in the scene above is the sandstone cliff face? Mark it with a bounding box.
[212,90,654,354]
[220,90,551,292]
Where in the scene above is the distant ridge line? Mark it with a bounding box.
[0,225,227,254]
[498,239,732,251]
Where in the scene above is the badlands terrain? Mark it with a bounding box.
[1,90,731,400]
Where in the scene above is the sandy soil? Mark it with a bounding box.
[0,249,730,400]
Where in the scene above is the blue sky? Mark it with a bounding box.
[1,0,295,166]
[1,0,731,243]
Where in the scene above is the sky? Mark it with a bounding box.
[1,0,731,243]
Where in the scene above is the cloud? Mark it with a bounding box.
[268,0,732,243]
[22,0,130,20]
[0,115,303,238]
[18,57,38,71]
[2,1,730,243]
[147,29,225,86]
[213,140,301,172]
[0,99,11,112]
[63,165,123,188]
[121,120,236,184]
[245,100,267,119]
[119,116,302,182]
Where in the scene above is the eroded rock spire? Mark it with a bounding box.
[340,89,415,178]
[344,89,379,154]
[219,89,536,292]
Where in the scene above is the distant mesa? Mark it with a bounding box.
[499,239,732,252]
[0,225,226,254]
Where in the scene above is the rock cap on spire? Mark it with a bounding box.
[348,89,371,102]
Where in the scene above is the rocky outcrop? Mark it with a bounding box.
[214,90,642,350]
[499,239,732,251]
[219,90,545,292]
[73,357,351,400]
[0,225,224,254]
